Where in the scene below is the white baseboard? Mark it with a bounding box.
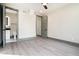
[18,37,36,41]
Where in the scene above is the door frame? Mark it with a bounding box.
[0,3,6,47]
[36,15,48,37]
[5,6,19,40]
[0,4,19,47]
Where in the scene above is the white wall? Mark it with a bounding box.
[18,10,36,39]
[48,4,79,43]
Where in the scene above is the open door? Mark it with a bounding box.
[0,4,6,48]
[41,15,48,37]
[36,15,48,38]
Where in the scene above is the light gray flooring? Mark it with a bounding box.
[0,37,79,56]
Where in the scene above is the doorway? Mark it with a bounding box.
[0,4,18,47]
[36,15,48,37]
[5,7,18,43]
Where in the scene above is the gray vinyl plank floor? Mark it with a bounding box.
[0,37,79,56]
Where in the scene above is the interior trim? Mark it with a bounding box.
[47,37,79,47]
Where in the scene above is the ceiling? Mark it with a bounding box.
[5,3,69,15]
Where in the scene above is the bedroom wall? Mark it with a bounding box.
[48,4,79,43]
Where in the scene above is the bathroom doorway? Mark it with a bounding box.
[5,6,18,43]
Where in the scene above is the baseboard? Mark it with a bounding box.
[36,35,42,37]
[47,37,79,47]
[18,37,36,41]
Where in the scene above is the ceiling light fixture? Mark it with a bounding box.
[41,3,48,9]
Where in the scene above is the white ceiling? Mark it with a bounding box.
[5,3,69,15]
